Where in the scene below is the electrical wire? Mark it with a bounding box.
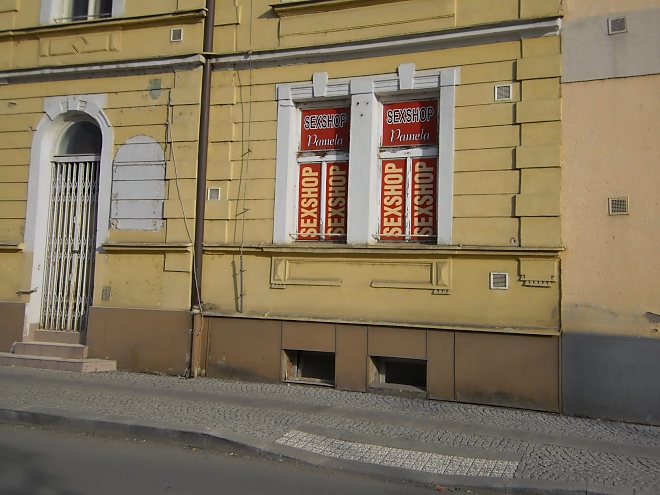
[235,0,255,314]
[165,85,204,367]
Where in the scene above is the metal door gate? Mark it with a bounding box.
[40,158,100,332]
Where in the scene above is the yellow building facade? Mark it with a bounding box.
[0,0,208,371]
[2,0,621,418]
[197,0,564,412]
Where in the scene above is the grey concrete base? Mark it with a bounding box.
[0,353,116,372]
[14,342,88,359]
[32,329,85,345]
[562,333,660,426]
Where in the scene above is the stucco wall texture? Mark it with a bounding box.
[561,74,660,337]
[563,0,660,19]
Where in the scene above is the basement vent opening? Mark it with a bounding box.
[608,17,627,35]
[609,197,629,215]
[283,350,335,387]
[494,84,512,101]
[207,187,220,200]
[369,357,427,398]
[171,28,183,42]
[490,272,509,290]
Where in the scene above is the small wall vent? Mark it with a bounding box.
[608,16,627,35]
[171,28,183,42]
[494,84,512,101]
[207,187,221,201]
[490,272,509,290]
[609,197,629,215]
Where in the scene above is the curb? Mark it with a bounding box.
[0,404,651,495]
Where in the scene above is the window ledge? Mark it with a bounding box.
[272,0,411,17]
[203,243,564,256]
[102,242,192,253]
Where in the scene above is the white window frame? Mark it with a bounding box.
[274,63,458,245]
[376,96,440,242]
[293,101,350,242]
[40,0,124,24]
[294,155,350,242]
[377,149,439,243]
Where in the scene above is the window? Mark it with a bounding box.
[295,107,350,241]
[40,0,122,24]
[57,121,102,155]
[274,64,458,246]
[66,0,112,21]
[379,100,438,242]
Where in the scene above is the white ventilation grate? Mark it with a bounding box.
[609,197,629,215]
[608,17,627,35]
[207,187,221,201]
[494,84,512,101]
[171,28,183,42]
[490,272,509,290]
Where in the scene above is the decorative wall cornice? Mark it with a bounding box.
[212,17,561,71]
[0,54,204,85]
[271,0,411,17]
[0,9,205,40]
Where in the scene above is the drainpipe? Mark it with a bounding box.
[190,0,216,378]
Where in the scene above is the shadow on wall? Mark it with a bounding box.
[563,332,660,426]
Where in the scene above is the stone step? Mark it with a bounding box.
[0,353,116,372]
[32,330,85,345]
[13,342,88,359]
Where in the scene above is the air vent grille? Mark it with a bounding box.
[171,28,183,42]
[609,197,629,215]
[494,84,512,101]
[490,272,509,290]
[608,16,627,35]
[207,187,221,201]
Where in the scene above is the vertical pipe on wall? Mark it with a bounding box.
[190,0,216,377]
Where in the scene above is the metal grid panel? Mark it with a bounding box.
[41,159,100,332]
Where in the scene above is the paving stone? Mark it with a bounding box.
[0,366,659,492]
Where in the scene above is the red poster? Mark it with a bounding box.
[382,100,438,147]
[324,162,349,241]
[298,163,322,240]
[380,159,406,241]
[411,158,437,240]
[301,107,350,151]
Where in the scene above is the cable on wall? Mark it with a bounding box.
[165,85,203,376]
[235,0,255,314]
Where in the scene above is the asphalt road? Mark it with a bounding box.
[0,422,436,495]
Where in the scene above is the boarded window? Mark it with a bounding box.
[295,106,350,242]
[111,135,165,231]
[379,99,439,242]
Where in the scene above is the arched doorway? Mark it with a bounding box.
[39,120,102,332]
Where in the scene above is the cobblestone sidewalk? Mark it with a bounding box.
[0,366,658,494]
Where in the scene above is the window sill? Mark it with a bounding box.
[203,243,564,256]
[272,0,411,17]
[102,242,192,253]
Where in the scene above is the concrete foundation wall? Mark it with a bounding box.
[87,306,192,375]
[563,333,660,425]
[0,301,24,352]
[206,316,560,412]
